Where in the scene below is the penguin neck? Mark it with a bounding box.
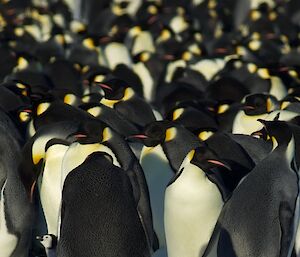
[162,128,201,171]
[273,136,295,166]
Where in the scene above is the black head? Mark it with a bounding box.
[96,78,129,100]
[258,119,293,147]
[17,105,32,124]
[3,80,31,98]
[85,151,114,164]
[67,119,108,144]
[243,93,278,115]
[190,146,231,173]
[36,234,57,249]
[127,120,174,147]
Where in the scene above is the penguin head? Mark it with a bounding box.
[85,151,114,164]
[18,106,32,123]
[189,146,231,172]
[97,78,132,100]
[36,234,57,249]
[127,120,175,147]
[67,120,110,144]
[3,80,31,97]
[257,119,293,148]
[242,93,279,115]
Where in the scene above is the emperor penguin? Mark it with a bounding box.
[127,120,201,248]
[0,126,33,257]
[204,120,300,257]
[165,146,231,257]
[232,93,279,134]
[60,119,157,252]
[98,78,156,128]
[60,121,121,187]
[57,151,151,257]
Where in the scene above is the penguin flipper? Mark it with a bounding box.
[126,160,157,252]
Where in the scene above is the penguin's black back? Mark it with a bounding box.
[0,125,33,257]
[102,130,156,251]
[115,95,156,128]
[214,147,298,257]
[57,152,150,257]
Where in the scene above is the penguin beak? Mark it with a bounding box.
[83,80,90,87]
[251,131,263,137]
[207,159,232,171]
[97,83,113,91]
[74,134,88,139]
[265,33,276,40]
[163,54,175,61]
[66,132,88,143]
[278,66,289,73]
[148,15,158,25]
[30,180,36,203]
[215,48,228,54]
[242,104,255,111]
[126,134,148,142]
[99,36,111,44]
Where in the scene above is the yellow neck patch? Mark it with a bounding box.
[172,108,184,120]
[187,149,195,162]
[37,102,50,116]
[102,127,113,142]
[165,127,177,142]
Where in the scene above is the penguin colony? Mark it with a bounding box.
[2,0,300,256]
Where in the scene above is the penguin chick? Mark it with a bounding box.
[36,234,57,257]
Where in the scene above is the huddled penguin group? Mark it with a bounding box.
[2,0,300,257]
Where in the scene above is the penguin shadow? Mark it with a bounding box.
[202,224,237,257]
[29,186,48,257]
[217,228,238,257]
[141,149,174,248]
